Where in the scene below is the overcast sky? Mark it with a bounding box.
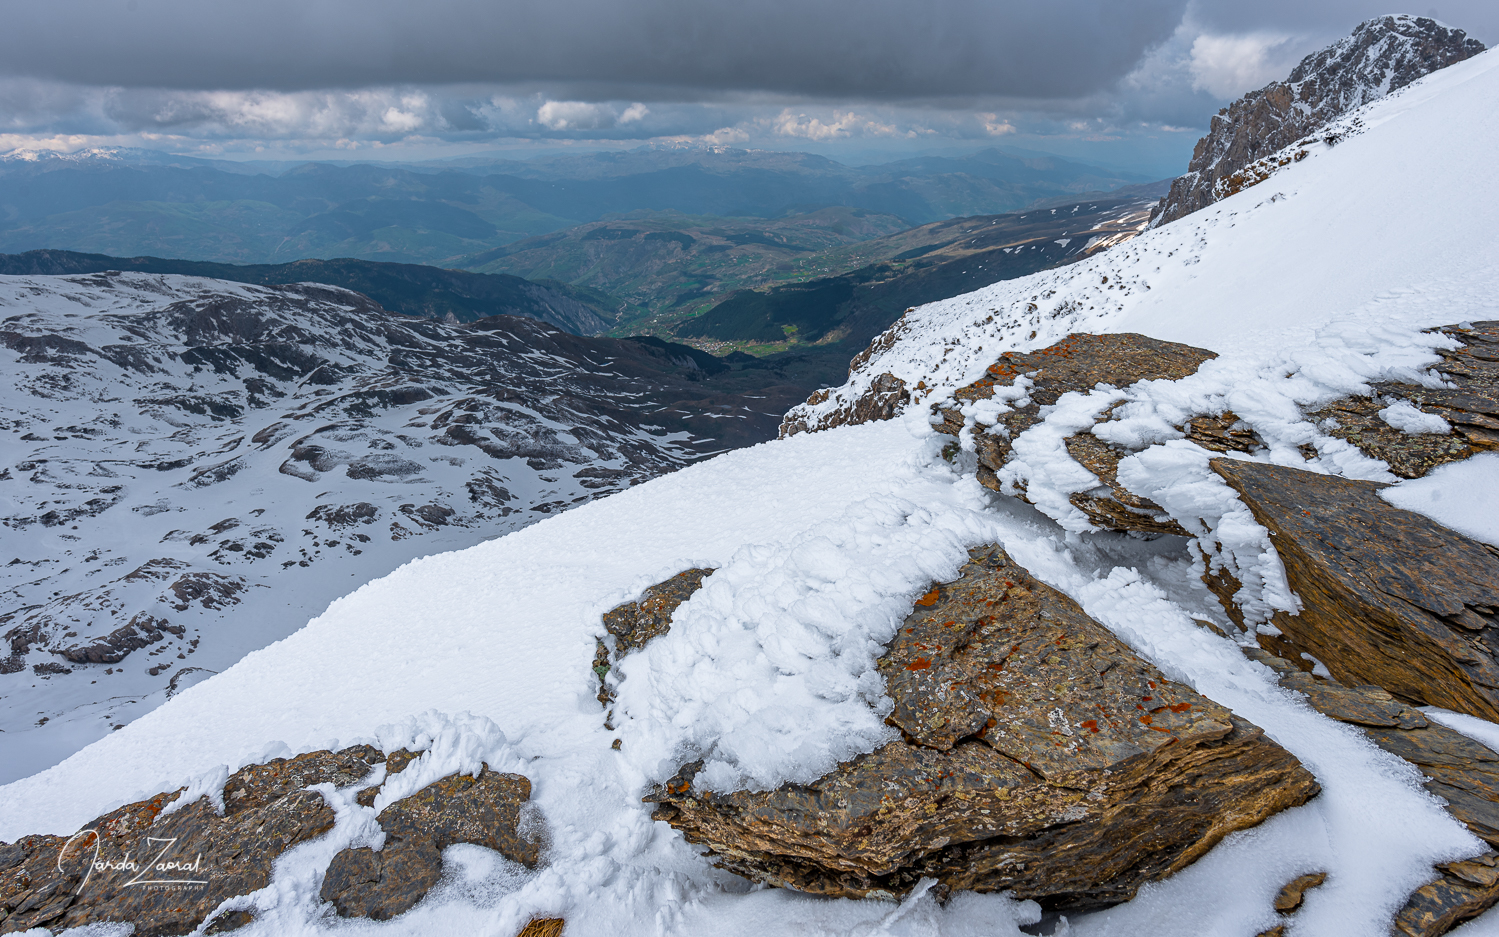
[0,0,1493,176]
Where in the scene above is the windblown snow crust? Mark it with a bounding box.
[0,47,1497,937]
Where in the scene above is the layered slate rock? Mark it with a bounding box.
[321,766,539,920]
[1309,320,1499,478]
[1244,648,1499,935]
[931,333,1240,534]
[595,568,713,713]
[0,746,383,936]
[647,545,1319,910]
[1212,459,1499,721]
[1151,16,1484,227]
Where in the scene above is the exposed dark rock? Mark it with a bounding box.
[305,502,379,528]
[780,372,909,438]
[648,545,1319,910]
[1309,321,1499,477]
[929,333,1233,533]
[1212,459,1499,721]
[320,767,539,921]
[0,745,383,936]
[59,614,169,664]
[354,748,419,808]
[1151,16,1484,227]
[1273,871,1326,913]
[603,568,714,656]
[595,568,714,719]
[1393,853,1499,937]
[1243,646,1499,934]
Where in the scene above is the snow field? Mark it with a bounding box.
[2,43,1498,937]
[0,418,1483,936]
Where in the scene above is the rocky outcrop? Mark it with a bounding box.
[1244,647,1499,935]
[647,545,1319,910]
[780,372,909,438]
[1212,458,1499,721]
[321,766,538,920]
[1151,16,1484,227]
[0,746,383,935]
[595,568,713,716]
[1311,320,1499,477]
[931,332,1240,534]
[0,745,542,934]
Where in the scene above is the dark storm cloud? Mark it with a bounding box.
[0,0,1188,100]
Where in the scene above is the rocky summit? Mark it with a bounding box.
[1150,15,1485,227]
[644,546,1319,910]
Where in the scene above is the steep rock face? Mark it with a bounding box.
[1151,15,1484,227]
[321,766,538,920]
[0,746,383,935]
[1212,459,1499,721]
[647,546,1319,910]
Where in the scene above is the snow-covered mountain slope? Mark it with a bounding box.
[2,44,1498,937]
[792,47,1499,429]
[1150,13,1485,226]
[0,274,776,782]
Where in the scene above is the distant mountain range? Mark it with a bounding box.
[0,250,615,334]
[0,145,1155,268]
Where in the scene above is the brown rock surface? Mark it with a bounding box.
[780,372,910,438]
[1212,459,1499,721]
[648,545,1319,910]
[320,766,539,920]
[1309,321,1499,477]
[1244,647,1499,934]
[1273,871,1326,912]
[596,568,713,715]
[0,745,383,936]
[1393,853,1499,937]
[930,332,1236,533]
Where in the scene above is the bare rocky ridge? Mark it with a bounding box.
[637,547,1319,910]
[0,745,539,934]
[1150,15,1485,228]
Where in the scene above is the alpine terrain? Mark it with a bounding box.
[0,274,804,781]
[0,15,1498,937]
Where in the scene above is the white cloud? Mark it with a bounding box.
[770,109,908,141]
[535,100,647,131]
[1188,32,1297,98]
[978,113,1016,136]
